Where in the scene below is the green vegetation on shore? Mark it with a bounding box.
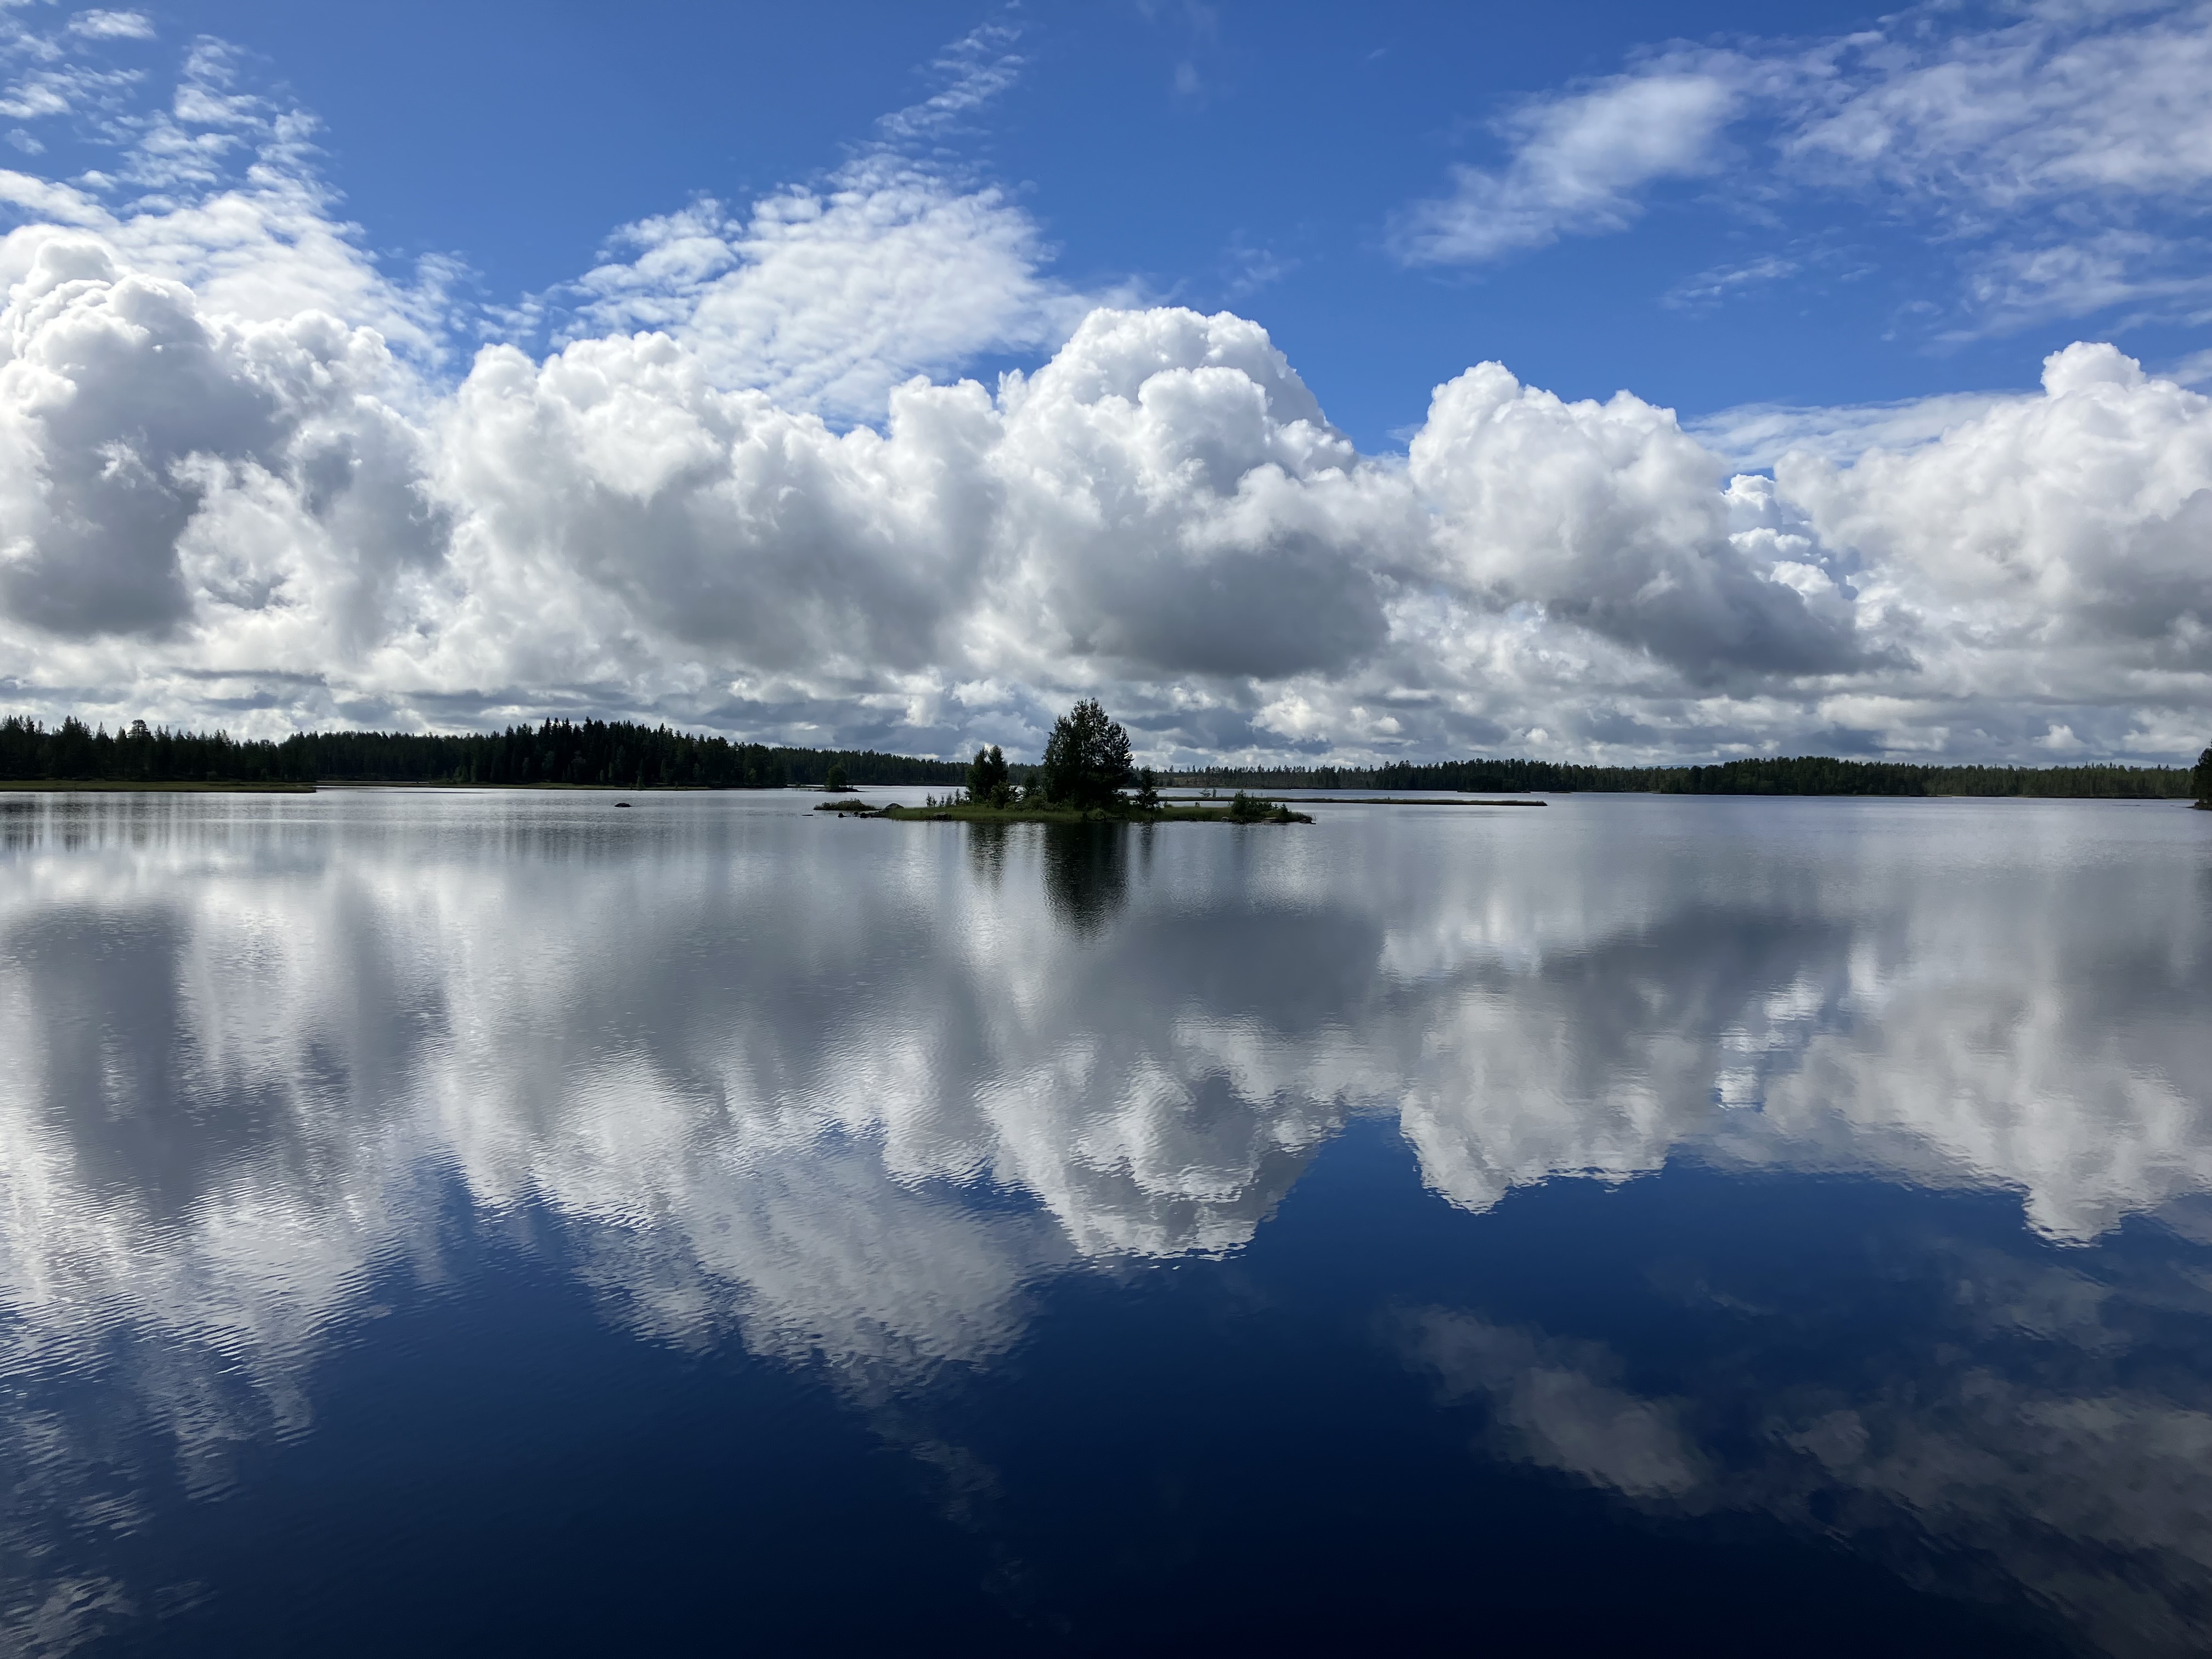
[259,721,967,788]
[2196,746,2212,809]
[1157,794,1544,806]
[2,716,312,786]
[1171,754,2204,799]
[1,714,964,789]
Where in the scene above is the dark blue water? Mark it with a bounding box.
[2,788,2208,1655]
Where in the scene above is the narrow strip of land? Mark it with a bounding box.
[1154,794,1544,806]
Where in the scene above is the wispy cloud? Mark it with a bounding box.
[1394,60,1746,263]
[1955,232,2212,335]
[1782,2,2212,210]
[1396,2,2212,335]
[67,10,154,41]
[1662,251,1801,310]
[1688,390,2023,470]
[871,18,1025,149]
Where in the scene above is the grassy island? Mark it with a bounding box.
[820,702,1319,826]
[819,794,1312,825]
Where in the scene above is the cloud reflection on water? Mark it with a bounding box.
[0,790,2208,1650]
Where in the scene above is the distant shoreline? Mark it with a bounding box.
[0,780,316,793]
[1155,794,1545,807]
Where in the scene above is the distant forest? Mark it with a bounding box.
[1169,755,2200,798]
[1,713,2202,798]
[0,715,965,788]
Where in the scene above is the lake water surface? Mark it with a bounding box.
[2,787,2210,1655]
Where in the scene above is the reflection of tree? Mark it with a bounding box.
[1039,823,1128,935]
[964,820,1008,888]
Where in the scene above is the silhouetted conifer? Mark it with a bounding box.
[967,744,1011,805]
[1038,701,1133,809]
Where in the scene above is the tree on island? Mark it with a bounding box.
[2195,745,2212,809]
[1038,699,1134,810]
[967,743,1012,806]
[824,763,849,792]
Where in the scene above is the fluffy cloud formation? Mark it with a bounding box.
[1784,345,2212,714]
[0,19,2205,763]
[552,23,1091,423]
[0,239,438,647]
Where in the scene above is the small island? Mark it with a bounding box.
[817,700,1312,825]
[821,794,1311,825]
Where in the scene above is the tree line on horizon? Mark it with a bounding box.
[1171,753,2207,799]
[3,712,2207,800]
[0,715,311,783]
[0,715,966,789]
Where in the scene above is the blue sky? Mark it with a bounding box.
[113,0,2212,441]
[0,1,2208,764]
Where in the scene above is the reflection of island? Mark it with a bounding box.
[1040,822,1130,934]
[1,793,2210,1649]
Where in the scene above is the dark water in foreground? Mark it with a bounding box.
[2,788,2209,1655]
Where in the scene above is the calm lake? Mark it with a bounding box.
[2,788,2209,1655]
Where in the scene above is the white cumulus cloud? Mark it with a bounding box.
[0,21,2203,765]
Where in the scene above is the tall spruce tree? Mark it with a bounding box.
[1038,700,1133,810]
